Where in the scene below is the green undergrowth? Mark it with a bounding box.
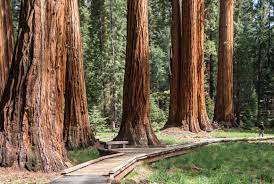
[124,143,274,184]
[68,148,99,165]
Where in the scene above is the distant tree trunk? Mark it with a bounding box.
[166,0,182,127]
[214,0,235,127]
[64,0,96,150]
[115,0,160,146]
[197,0,210,130]
[0,0,14,101]
[0,0,67,171]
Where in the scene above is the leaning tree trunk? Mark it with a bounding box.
[64,0,96,150]
[166,0,182,128]
[214,0,235,127]
[197,0,210,130]
[115,0,160,146]
[0,0,14,101]
[0,0,67,172]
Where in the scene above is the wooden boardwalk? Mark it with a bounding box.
[51,137,274,184]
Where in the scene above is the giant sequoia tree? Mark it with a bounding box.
[115,0,160,146]
[214,0,235,127]
[165,0,210,132]
[0,0,14,101]
[0,0,67,171]
[64,0,95,150]
[197,0,210,130]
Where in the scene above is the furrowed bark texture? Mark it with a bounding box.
[214,0,235,127]
[165,0,209,132]
[64,0,95,150]
[0,0,14,101]
[178,0,200,132]
[115,0,160,146]
[0,0,67,172]
[197,0,210,130]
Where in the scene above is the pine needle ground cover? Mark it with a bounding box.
[125,143,274,184]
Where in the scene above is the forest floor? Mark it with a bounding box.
[0,129,273,184]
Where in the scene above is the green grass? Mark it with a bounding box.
[156,133,192,145]
[68,148,99,165]
[210,129,274,138]
[145,143,274,184]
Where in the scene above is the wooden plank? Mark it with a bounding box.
[62,152,125,175]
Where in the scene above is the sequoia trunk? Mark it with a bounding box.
[0,0,67,171]
[214,0,235,126]
[165,0,209,132]
[0,0,14,101]
[197,0,210,130]
[64,0,95,150]
[115,0,160,146]
[177,0,200,132]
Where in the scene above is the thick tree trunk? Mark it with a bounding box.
[0,0,14,101]
[64,0,95,150]
[166,0,182,127]
[165,0,209,132]
[197,0,210,130]
[0,0,67,171]
[115,0,160,146]
[214,0,235,127]
[177,0,200,132]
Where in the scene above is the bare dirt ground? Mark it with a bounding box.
[0,168,59,184]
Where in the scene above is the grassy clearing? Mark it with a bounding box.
[209,129,274,138]
[124,143,274,184]
[67,148,99,165]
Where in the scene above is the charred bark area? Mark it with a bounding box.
[0,0,14,101]
[0,0,67,172]
[214,0,236,127]
[115,0,160,146]
[164,0,210,132]
[64,0,95,150]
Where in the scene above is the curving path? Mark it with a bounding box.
[51,137,274,184]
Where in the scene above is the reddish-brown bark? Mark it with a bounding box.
[214,0,235,127]
[0,0,14,101]
[64,0,96,150]
[0,0,67,171]
[197,0,210,130]
[165,0,210,132]
[115,0,160,146]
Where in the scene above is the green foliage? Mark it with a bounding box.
[206,96,215,120]
[150,95,168,132]
[89,108,109,134]
[68,148,99,165]
[241,90,258,128]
